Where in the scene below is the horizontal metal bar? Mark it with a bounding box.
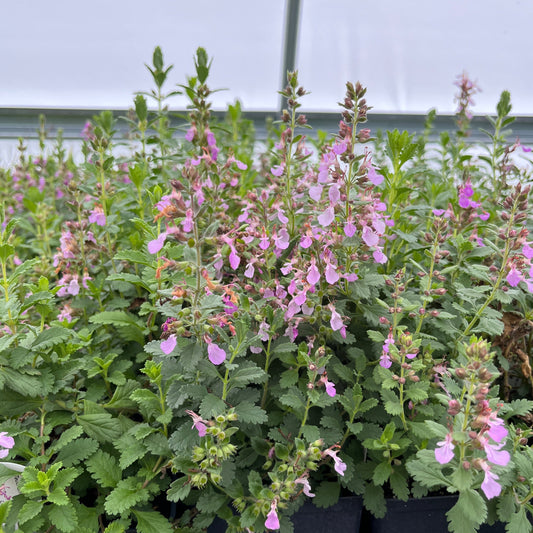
[1,107,533,144]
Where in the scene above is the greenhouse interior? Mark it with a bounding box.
[0,1,532,532]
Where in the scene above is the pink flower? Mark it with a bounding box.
[435,433,455,464]
[318,206,335,227]
[273,229,290,250]
[208,343,226,365]
[265,501,280,530]
[329,305,344,332]
[295,475,315,497]
[325,263,340,285]
[148,232,167,254]
[362,226,379,247]
[182,209,194,233]
[487,414,507,443]
[300,234,313,248]
[481,464,502,499]
[229,249,240,270]
[186,410,207,437]
[324,448,347,476]
[483,440,510,466]
[88,206,106,226]
[506,266,522,287]
[0,432,14,459]
[161,334,177,355]
[344,220,356,237]
[307,263,320,286]
[309,184,323,201]
[373,249,388,264]
[271,164,284,177]
[367,165,384,186]
[325,379,336,397]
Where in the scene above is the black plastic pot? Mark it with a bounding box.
[363,496,506,533]
[208,496,363,532]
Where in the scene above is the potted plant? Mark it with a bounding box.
[0,47,531,533]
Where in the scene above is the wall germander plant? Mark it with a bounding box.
[0,46,530,533]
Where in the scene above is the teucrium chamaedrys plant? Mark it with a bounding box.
[0,49,530,532]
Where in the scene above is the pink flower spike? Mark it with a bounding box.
[435,433,455,464]
[318,206,335,227]
[148,232,167,254]
[88,206,106,226]
[481,468,502,499]
[265,503,280,530]
[208,343,226,365]
[160,334,177,355]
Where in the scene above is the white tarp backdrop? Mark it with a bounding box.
[1,0,532,114]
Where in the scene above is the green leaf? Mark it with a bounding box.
[507,508,532,533]
[32,327,73,350]
[373,462,393,485]
[167,477,191,502]
[49,426,84,453]
[56,438,99,467]
[248,470,263,498]
[105,478,149,515]
[89,311,147,344]
[86,450,122,489]
[48,501,78,532]
[132,510,173,533]
[234,401,268,424]
[363,483,386,518]
[196,489,228,513]
[115,433,147,469]
[53,467,79,491]
[312,481,340,509]
[389,470,409,500]
[77,413,122,442]
[105,380,140,410]
[48,487,70,505]
[446,490,486,533]
[18,499,45,525]
[199,393,226,418]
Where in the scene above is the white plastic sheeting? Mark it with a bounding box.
[0,0,285,110]
[298,0,533,114]
[1,1,532,114]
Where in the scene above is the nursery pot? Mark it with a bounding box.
[208,496,363,532]
[0,462,25,503]
[363,496,506,533]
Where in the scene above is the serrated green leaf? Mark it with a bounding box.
[56,437,99,467]
[115,433,147,469]
[18,499,44,525]
[363,483,386,518]
[48,487,70,505]
[446,490,486,533]
[53,467,79,491]
[86,450,123,490]
[234,401,267,424]
[132,510,173,533]
[77,413,122,443]
[373,462,393,485]
[105,478,149,515]
[48,501,78,532]
[507,508,532,533]
[196,489,228,513]
[312,481,340,509]
[32,327,73,350]
[167,477,191,502]
[49,426,84,453]
[199,393,226,418]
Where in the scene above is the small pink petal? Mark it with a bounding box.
[208,343,226,365]
[161,334,177,355]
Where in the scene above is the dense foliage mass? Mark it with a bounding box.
[0,48,531,532]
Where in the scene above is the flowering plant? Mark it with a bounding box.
[0,48,531,532]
